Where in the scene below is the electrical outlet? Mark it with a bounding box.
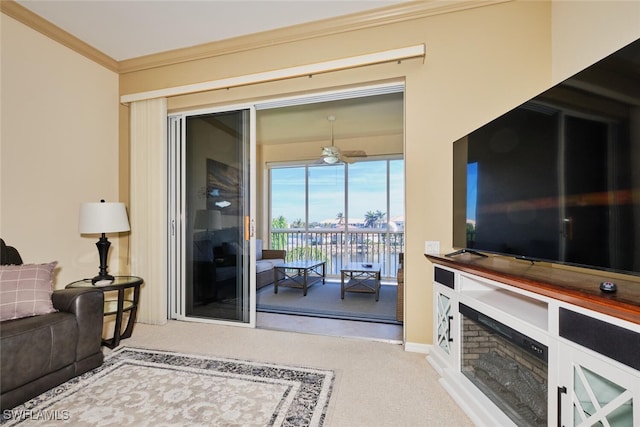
[425,240,440,254]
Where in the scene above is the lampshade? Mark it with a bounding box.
[79,201,130,234]
[194,209,222,230]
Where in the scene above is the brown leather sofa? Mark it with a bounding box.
[0,239,105,410]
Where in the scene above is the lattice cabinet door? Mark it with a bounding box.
[433,284,457,368]
[558,341,639,427]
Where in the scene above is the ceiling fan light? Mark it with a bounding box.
[324,155,339,164]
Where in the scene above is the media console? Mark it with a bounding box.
[425,253,640,427]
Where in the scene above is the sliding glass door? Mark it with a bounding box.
[169,107,256,325]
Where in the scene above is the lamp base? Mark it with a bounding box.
[91,274,114,285]
[93,234,114,285]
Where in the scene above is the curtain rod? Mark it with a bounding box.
[120,44,425,104]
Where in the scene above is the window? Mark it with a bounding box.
[269,159,404,278]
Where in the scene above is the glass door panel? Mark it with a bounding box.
[437,291,452,355]
[308,164,345,272]
[347,161,387,268]
[270,167,306,253]
[184,109,251,323]
[573,365,633,426]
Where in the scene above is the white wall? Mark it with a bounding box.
[1,15,120,287]
[552,1,640,83]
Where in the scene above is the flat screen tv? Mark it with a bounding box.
[453,38,640,276]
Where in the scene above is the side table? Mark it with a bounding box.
[66,276,144,349]
[273,260,326,296]
[340,263,382,301]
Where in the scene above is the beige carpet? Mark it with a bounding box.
[119,320,474,427]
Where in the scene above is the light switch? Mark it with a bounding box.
[425,241,440,254]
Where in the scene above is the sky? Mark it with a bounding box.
[271,159,404,225]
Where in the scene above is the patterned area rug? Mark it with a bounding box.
[2,347,334,426]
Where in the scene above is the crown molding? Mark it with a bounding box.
[1,0,118,72]
[3,0,509,75]
[118,0,510,74]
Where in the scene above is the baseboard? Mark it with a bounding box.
[426,352,447,376]
[137,318,168,325]
[403,342,431,354]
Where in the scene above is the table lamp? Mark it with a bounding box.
[79,200,130,284]
[194,209,222,232]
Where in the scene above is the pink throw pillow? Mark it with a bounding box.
[0,262,58,321]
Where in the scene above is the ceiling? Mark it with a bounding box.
[257,91,404,145]
[15,0,406,153]
[15,0,404,61]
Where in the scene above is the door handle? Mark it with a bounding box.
[557,385,567,427]
[447,315,454,342]
[244,216,255,240]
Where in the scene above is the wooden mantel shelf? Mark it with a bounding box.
[425,253,640,325]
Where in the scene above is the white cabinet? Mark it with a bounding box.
[426,256,640,427]
[428,266,458,373]
[558,341,639,426]
[433,283,457,367]
[557,308,640,427]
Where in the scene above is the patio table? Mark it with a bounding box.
[341,263,382,301]
[273,260,326,296]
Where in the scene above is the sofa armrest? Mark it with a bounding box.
[262,249,286,260]
[52,288,104,360]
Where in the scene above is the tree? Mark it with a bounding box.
[364,211,377,228]
[364,210,386,228]
[375,210,386,228]
[291,218,305,228]
[272,215,287,229]
[271,215,287,249]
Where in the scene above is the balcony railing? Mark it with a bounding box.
[270,228,404,279]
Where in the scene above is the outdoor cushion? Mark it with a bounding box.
[256,259,284,274]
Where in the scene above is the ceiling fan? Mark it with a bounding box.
[318,115,367,164]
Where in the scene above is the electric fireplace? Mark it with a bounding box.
[460,303,548,427]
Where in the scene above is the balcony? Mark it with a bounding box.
[270,228,404,279]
